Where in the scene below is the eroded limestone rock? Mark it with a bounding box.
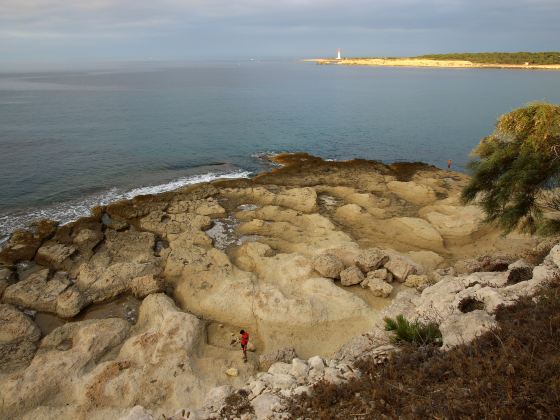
[312,253,344,279]
[340,266,364,286]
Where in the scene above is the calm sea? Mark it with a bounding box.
[1,60,560,240]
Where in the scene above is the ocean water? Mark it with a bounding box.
[1,60,560,240]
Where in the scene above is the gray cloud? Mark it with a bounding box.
[0,0,559,66]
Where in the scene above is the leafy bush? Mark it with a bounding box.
[384,314,442,346]
[462,102,560,234]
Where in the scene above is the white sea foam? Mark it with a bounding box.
[0,169,252,243]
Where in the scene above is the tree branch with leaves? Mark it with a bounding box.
[462,102,560,235]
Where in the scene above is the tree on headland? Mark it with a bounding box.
[462,102,560,235]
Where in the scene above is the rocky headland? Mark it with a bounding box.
[0,153,553,419]
[307,58,560,70]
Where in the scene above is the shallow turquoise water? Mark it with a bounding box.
[1,60,560,238]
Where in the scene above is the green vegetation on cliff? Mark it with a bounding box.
[462,102,560,234]
[384,315,442,346]
[417,52,560,65]
[286,285,560,418]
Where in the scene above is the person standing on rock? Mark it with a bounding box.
[240,329,249,362]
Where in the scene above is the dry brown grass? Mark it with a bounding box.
[286,286,560,419]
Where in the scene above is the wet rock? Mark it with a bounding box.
[339,266,364,286]
[0,220,57,265]
[0,304,41,372]
[312,253,344,279]
[259,347,297,371]
[0,231,42,265]
[355,248,388,273]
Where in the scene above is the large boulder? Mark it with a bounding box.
[312,254,344,279]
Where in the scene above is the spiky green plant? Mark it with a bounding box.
[384,315,442,346]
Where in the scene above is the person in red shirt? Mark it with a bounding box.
[240,329,249,362]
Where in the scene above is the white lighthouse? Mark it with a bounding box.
[336,48,342,60]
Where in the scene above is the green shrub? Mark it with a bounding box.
[417,52,560,65]
[384,314,442,346]
[462,102,560,234]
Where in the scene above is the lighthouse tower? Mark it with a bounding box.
[336,48,342,60]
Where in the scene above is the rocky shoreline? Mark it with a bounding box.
[0,153,549,419]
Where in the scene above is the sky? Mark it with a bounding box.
[1,0,559,69]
